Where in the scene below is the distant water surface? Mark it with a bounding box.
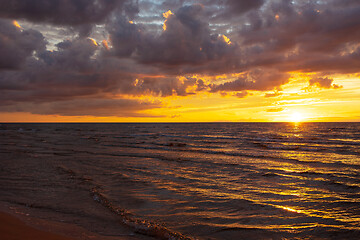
[0,123,359,239]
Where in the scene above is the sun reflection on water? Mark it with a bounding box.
[280,206,302,214]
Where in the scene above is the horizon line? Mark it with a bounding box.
[1,121,359,124]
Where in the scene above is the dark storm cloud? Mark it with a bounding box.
[140,5,236,65]
[238,0,360,73]
[0,37,136,102]
[106,16,140,57]
[0,0,359,117]
[330,0,360,7]
[0,0,137,37]
[106,0,360,76]
[218,0,265,16]
[0,19,45,69]
[0,0,128,26]
[161,0,187,10]
[108,4,237,68]
[1,37,110,101]
[200,0,264,20]
[43,98,162,117]
[0,35,168,116]
[293,47,360,73]
[0,98,162,117]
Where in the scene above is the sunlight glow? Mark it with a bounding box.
[102,40,109,50]
[162,10,174,31]
[163,10,173,19]
[89,38,98,46]
[290,112,305,122]
[222,35,232,45]
[13,20,22,29]
[281,206,302,214]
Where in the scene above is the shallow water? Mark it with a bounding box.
[1,123,360,239]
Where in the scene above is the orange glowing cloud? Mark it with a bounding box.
[89,38,98,46]
[12,20,21,29]
[222,35,232,45]
[162,10,174,31]
[102,40,109,50]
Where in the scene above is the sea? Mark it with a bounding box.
[0,122,359,239]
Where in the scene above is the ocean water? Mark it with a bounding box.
[0,122,360,239]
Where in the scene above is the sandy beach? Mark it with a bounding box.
[0,207,150,240]
[0,211,76,240]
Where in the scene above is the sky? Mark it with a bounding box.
[0,0,359,122]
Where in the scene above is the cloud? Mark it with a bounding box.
[0,0,137,37]
[0,0,359,118]
[237,0,360,73]
[202,0,264,21]
[0,35,185,116]
[210,69,289,92]
[0,19,45,69]
[225,0,264,14]
[219,0,265,17]
[161,0,187,11]
[0,98,162,117]
[233,91,249,98]
[0,35,165,117]
[129,76,197,97]
[0,37,117,109]
[0,0,128,26]
[106,16,140,57]
[308,77,342,89]
[266,107,284,113]
[108,4,237,69]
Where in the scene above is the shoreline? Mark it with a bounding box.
[0,205,153,240]
[0,210,76,240]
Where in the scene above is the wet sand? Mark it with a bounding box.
[0,211,76,240]
[0,209,150,240]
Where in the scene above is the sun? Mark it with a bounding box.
[290,112,305,122]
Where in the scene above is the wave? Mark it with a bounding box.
[111,143,360,169]
[90,188,194,240]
